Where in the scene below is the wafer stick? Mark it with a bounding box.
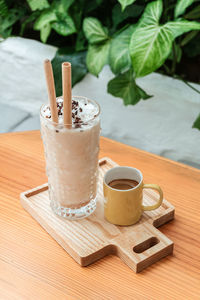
[62,62,72,128]
[44,59,58,123]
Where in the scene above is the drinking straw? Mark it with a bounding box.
[44,59,58,123]
[62,62,72,127]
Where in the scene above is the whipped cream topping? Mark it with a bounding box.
[41,97,99,127]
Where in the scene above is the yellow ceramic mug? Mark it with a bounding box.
[103,166,163,226]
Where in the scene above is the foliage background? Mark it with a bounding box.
[0,0,200,128]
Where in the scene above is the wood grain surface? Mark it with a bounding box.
[20,157,174,273]
[0,131,200,299]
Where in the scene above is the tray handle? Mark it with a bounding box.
[114,225,173,273]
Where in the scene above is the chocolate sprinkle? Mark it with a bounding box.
[44,98,92,129]
[74,116,81,123]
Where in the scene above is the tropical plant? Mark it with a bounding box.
[0,0,200,128]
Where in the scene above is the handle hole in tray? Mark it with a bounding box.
[133,237,159,253]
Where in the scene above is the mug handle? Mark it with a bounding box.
[142,184,163,211]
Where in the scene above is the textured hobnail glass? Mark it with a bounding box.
[40,96,100,220]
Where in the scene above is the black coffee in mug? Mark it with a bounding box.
[108,179,139,190]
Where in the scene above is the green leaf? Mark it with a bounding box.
[138,0,163,27]
[130,0,200,78]
[86,41,110,76]
[33,2,77,41]
[83,17,109,44]
[33,8,56,43]
[52,50,87,97]
[175,0,195,18]
[40,23,51,43]
[1,8,24,29]
[26,0,49,11]
[61,0,74,11]
[0,0,8,17]
[112,3,143,28]
[20,11,40,36]
[117,0,136,11]
[34,9,57,30]
[107,70,152,105]
[164,20,200,38]
[181,30,198,46]
[75,30,87,52]
[130,0,171,77]
[51,13,76,36]
[44,1,77,37]
[193,113,200,130]
[185,4,200,19]
[109,25,136,74]
[83,0,102,14]
[70,1,82,30]
[0,8,25,38]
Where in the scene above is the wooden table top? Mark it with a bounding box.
[0,131,199,300]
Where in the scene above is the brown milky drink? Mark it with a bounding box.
[108,179,139,190]
[40,96,100,219]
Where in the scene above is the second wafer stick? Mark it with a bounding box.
[62,62,72,127]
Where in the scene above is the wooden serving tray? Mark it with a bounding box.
[20,157,174,273]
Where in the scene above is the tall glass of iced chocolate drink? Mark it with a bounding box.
[40,96,100,219]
